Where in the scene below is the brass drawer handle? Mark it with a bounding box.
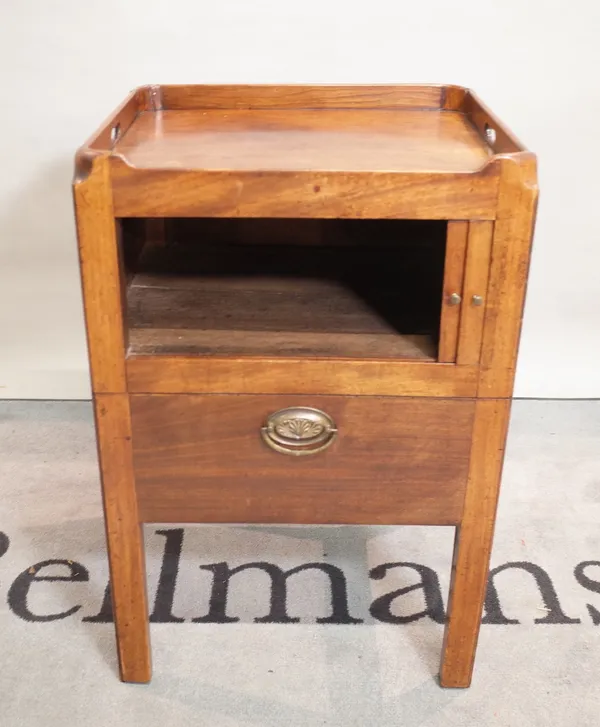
[261,407,337,456]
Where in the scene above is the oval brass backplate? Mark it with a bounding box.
[261,407,337,456]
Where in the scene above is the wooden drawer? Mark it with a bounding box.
[130,395,474,525]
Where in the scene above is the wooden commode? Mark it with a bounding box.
[73,84,538,687]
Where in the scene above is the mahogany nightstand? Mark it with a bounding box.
[73,84,538,687]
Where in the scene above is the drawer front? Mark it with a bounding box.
[130,395,474,526]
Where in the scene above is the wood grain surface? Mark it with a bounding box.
[111,164,499,220]
[478,155,538,396]
[128,328,435,359]
[125,226,443,360]
[128,321,435,360]
[456,221,494,365]
[438,221,468,362]
[72,84,538,688]
[74,89,145,176]
[130,395,474,525]
[126,357,478,397]
[114,108,490,173]
[440,398,511,687]
[158,84,446,110]
[94,394,151,683]
[464,91,525,155]
[109,99,498,220]
[73,156,127,392]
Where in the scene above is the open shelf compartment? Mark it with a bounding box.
[122,218,448,361]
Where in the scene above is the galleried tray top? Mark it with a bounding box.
[83,84,527,174]
[114,106,492,174]
[75,84,533,220]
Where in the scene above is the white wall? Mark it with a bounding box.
[1,0,599,399]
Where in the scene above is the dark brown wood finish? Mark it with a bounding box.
[74,84,537,687]
[130,395,474,525]
[125,239,443,360]
[128,329,435,359]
